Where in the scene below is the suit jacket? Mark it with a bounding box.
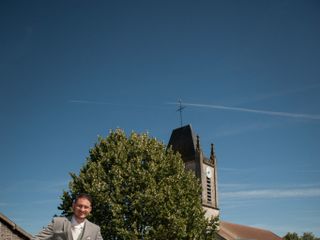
[33,217,103,240]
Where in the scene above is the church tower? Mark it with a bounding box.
[168,124,219,218]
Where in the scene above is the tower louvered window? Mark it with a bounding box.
[206,177,212,203]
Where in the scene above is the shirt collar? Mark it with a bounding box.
[71,216,85,228]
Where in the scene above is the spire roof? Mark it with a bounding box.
[168,124,197,160]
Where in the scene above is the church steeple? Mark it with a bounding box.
[168,124,219,219]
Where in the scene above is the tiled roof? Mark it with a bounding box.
[0,212,32,240]
[218,221,282,240]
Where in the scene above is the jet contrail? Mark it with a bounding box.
[221,187,320,199]
[168,102,320,120]
[69,100,117,105]
[69,100,162,109]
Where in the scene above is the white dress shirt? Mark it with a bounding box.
[71,216,85,240]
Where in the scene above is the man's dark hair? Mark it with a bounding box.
[74,193,93,206]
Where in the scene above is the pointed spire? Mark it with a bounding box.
[210,143,216,164]
[196,135,200,151]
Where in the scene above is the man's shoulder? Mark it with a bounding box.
[85,219,100,229]
[53,216,69,221]
[52,216,70,224]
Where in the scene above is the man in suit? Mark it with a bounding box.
[33,193,103,240]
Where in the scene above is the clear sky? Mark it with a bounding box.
[1,0,319,237]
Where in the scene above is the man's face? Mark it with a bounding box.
[72,197,92,222]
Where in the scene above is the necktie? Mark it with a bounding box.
[71,225,83,240]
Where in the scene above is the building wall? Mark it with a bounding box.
[203,206,220,219]
[185,160,196,172]
[0,213,32,240]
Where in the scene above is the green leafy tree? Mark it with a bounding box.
[59,129,218,240]
[301,232,319,240]
[284,232,300,240]
[284,232,320,240]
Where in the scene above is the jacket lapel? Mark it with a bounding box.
[65,217,92,240]
[80,219,92,240]
[65,216,73,240]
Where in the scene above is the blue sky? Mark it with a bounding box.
[1,0,319,237]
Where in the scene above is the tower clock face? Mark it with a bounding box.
[206,167,211,178]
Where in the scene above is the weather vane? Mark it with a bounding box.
[177,99,186,127]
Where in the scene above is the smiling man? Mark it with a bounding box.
[33,193,103,240]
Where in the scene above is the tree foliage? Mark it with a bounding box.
[301,233,320,240]
[284,232,301,240]
[284,232,320,240]
[59,129,218,240]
